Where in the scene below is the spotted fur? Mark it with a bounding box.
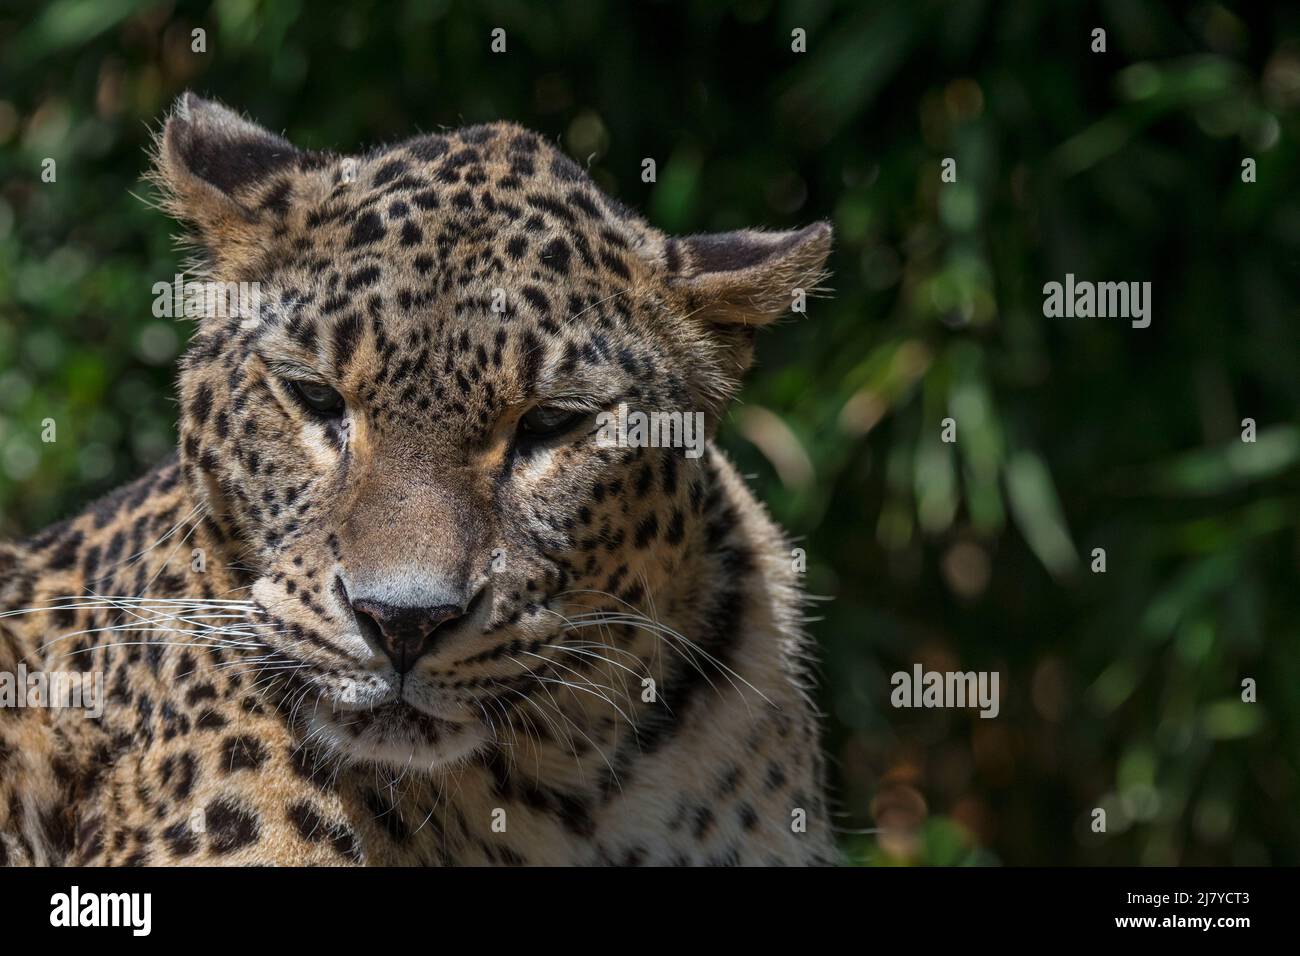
[0,94,834,866]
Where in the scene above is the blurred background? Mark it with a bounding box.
[1,0,1298,865]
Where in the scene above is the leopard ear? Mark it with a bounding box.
[664,222,833,326]
[150,93,323,271]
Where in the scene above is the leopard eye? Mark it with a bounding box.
[517,405,587,442]
[288,379,345,417]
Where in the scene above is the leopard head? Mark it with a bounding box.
[152,94,831,771]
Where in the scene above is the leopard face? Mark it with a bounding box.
[156,94,830,771]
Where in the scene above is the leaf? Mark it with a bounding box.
[1005,449,1077,577]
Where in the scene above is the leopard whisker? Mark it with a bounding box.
[514,676,622,792]
[507,655,627,785]
[547,643,648,683]
[552,614,721,698]
[557,600,775,709]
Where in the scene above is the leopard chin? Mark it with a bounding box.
[301,699,488,772]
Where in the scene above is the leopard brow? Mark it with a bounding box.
[532,370,624,406]
[535,393,616,412]
[265,359,330,383]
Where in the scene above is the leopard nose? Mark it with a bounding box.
[350,599,467,673]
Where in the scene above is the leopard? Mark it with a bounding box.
[0,93,835,866]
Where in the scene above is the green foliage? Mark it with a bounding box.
[1,0,1297,864]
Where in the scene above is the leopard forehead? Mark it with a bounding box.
[253,120,664,320]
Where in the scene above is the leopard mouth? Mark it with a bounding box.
[323,672,470,723]
[329,699,461,737]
